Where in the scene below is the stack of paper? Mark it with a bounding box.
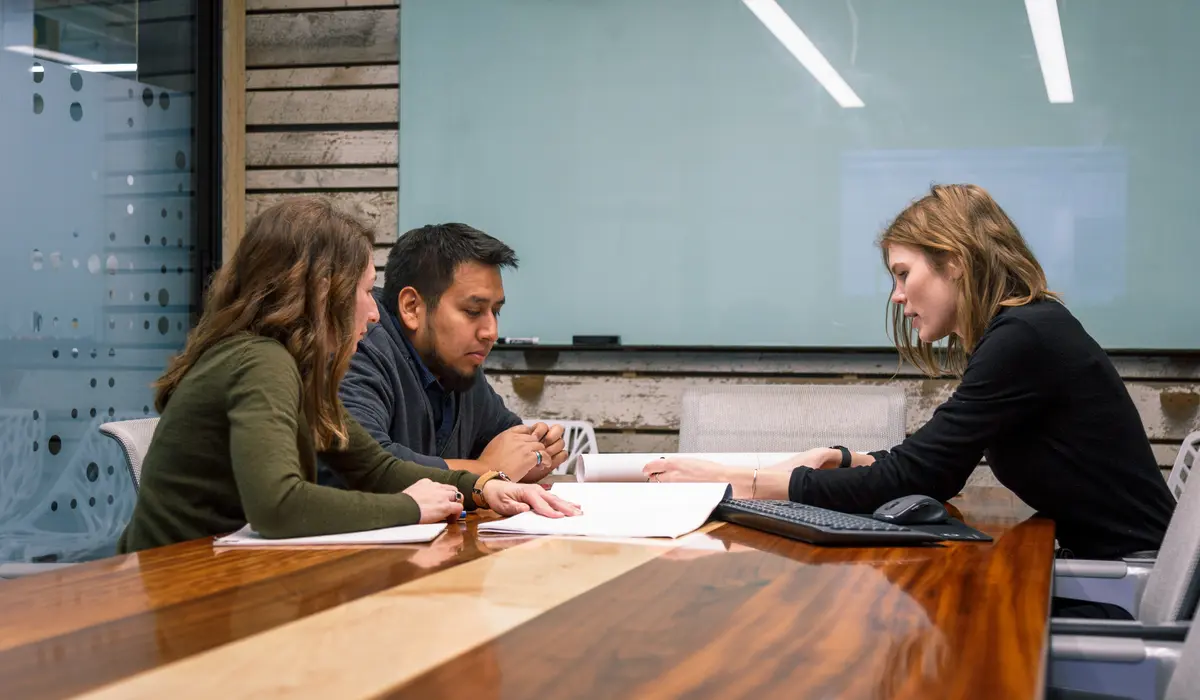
[213,523,447,547]
[575,452,794,482]
[477,481,732,539]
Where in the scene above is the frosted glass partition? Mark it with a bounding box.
[399,0,1200,348]
[0,0,199,563]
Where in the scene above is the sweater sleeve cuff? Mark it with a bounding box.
[788,467,810,503]
[393,493,422,525]
[457,472,482,511]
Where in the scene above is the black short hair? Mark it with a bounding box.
[381,223,518,315]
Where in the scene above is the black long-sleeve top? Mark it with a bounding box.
[788,300,1175,560]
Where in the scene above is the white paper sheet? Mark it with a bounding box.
[213,523,447,547]
[575,452,795,482]
[476,482,732,539]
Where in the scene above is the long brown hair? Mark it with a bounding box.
[879,184,1060,377]
[155,196,375,450]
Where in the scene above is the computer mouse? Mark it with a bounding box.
[872,495,949,525]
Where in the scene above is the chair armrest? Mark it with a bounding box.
[1054,559,1153,616]
[1055,560,1128,578]
[1051,636,1183,699]
[1051,618,1190,642]
[1052,635,1182,663]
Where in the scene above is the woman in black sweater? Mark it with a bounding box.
[648,184,1174,562]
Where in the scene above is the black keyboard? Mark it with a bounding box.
[714,499,945,546]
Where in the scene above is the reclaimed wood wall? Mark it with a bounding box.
[241,1,1200,474]
[245,0,399,270]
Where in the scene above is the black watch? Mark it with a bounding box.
[829,445,852,469]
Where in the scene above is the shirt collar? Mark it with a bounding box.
[398,326,442,392]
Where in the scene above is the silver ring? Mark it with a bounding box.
[535,450,543,466]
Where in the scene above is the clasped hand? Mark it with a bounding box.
[480,423,569,483]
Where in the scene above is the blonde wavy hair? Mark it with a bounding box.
[880,184,1060,377]
[154,196,375,450]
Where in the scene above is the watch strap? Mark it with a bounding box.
[830,446,852,469]
[472,470,511,509]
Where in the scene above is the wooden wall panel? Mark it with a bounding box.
[246,65,398,89]
[487,350,1200,382]
[484,349,1200,469]
[246,130,397,167]
[245,167,396,190]
[222,0,247,262]
[238,0,1199,478]
[246,191,398,242]
[244,3,400,252]
[246,9,398,67]
[246,89,397,125]
[484,374,1200,443]
[248,0,394,10]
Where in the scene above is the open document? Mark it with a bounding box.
[213,523,447,547]
[575,452,795,482]
[476,482,732,539]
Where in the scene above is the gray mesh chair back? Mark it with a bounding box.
[1138,465,1200,623]
[1167,431,1200,501]
[678,384,906,454]
[522,419,598,475]
[98,418,159,492]
[1166,622,1200,699]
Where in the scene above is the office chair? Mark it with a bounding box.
[677,384,906,454]
[98,417,160,492]
[1047,459,1200,697]
[0,416,150,580]
[1050,612,1199,700]
[0,408,46,525]
[1054,433,1200,615]
[1166,431,1199,502]
[522,419,597,475]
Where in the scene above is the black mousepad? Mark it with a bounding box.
[898,518,993,542]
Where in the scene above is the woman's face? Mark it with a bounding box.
[887,243,961,343]
[354,261,380,341]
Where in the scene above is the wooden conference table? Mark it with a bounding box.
[0,487,1055,700]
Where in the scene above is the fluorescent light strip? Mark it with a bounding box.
[8,45,135,73]
[73,63,136,73]
[7,44,95,64]
[1024,0,1073,103]
[742,0,864,108]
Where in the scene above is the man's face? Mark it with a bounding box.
[409,261,505,391]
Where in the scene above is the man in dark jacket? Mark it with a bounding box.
[327,223,565,486]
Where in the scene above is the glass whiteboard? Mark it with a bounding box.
[399,0,1199,348]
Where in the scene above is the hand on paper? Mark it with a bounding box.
[642,458,731,485]
[403,478,465,524]
[479,425,548,481]
[482,480,583,518]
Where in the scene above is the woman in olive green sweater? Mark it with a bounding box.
[117,197,579,553]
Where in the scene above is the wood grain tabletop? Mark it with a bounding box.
[0,487,1054,700]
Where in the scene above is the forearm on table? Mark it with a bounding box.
[727,467,790,500]
[849,450,876,467]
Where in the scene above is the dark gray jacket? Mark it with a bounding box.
[335,295,522,473]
